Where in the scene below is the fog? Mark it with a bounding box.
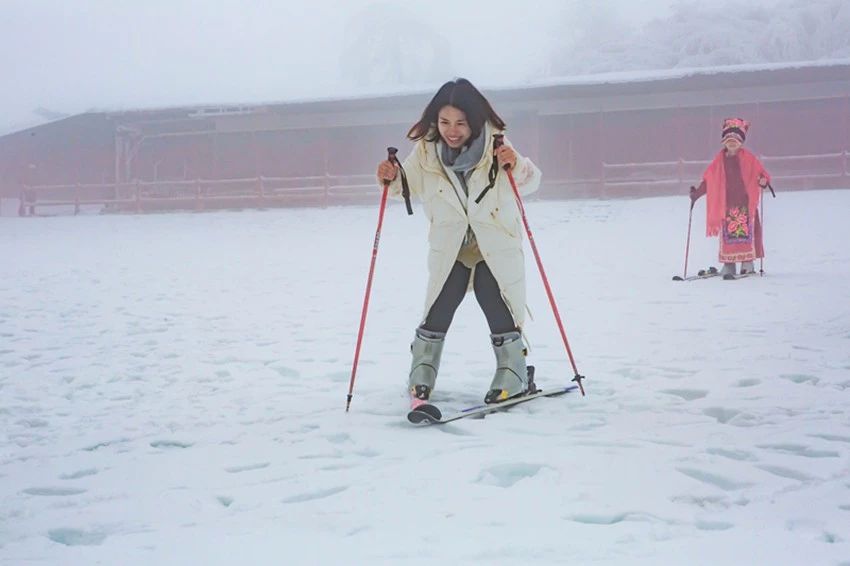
[1,0,847,135]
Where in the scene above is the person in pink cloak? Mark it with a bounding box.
[690,118,772,277]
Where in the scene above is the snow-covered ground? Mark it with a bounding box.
[1,189,849,565]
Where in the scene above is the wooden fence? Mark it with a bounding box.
[14,151,850,216]
[17,174,380,216]
[532,151,850,199]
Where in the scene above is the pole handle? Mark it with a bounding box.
[766,182,776,198]
[381,147,398,185]
[386,146,413,215]
[492,133,510,170]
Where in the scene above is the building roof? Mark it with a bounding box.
[3,59,850,141]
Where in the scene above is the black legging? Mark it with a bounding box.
[422,261,516,334]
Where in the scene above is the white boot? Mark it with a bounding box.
[409,327,445,400]
[720,263,736,276]
[484,331,528,404]
[740,261,755,274]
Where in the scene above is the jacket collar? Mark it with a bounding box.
[418,121,498,178]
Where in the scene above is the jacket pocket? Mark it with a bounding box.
[487,201,520,239]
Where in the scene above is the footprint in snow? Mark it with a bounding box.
[224,462,270,473]
[475,463,547,488]
[676,467,752,491]
[661,388,708,401]
[706,447,758,461]
[281,486,348,503]
[269,365,299,378]
[779,373,820,385]
[47,528,108,546]
[756,443,840,458]
[808,433,850,444]
[23,487,87,496]
[325,433,351,445]
[60,468,99,480]
[703,407,760,427]
[150,439,193,449]
[567,512,669,525]
[754,464,815,482]
[695,520,734,531]
[670,494,744,510]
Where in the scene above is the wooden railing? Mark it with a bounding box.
[538,151,850,199]
[14,151,850,215]
[17,174,380,216]
[596,151,850,196]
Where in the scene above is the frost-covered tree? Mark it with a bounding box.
[548,0,850,76]
[339,3,452,88]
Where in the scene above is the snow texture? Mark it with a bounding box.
[1,189,849,565]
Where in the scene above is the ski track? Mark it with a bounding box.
[1,191,849,564]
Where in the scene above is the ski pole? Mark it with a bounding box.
[759,183,766,275]
[346,147,397,412]
[759,188,764,275]
[677,191,695,280]
[492,134,586,396]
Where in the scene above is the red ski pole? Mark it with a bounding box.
[759,183,764,275]
[683,206,693,279]
[492,134,586,396]
[346,147,397,412]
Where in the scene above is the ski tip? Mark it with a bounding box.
[407,403,442,425]
[672,275,684,281]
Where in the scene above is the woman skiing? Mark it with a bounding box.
[690,118,771,278]
[376,78,541,404]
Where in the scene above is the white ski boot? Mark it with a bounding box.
[720,263,736,277]
[484,331,529,404]
[409,327,445,401]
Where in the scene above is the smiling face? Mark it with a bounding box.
[723,136,742,154]
[437,105,472,149]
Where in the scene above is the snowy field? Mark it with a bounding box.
[1,189,849,565]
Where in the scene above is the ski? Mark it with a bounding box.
[407,384,579,426]
[672,267,719,281]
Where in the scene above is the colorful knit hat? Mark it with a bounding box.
[721,117,749,144]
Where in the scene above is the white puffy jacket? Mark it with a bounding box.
[386,121,541,327]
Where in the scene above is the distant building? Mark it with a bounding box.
[1,61,848,214]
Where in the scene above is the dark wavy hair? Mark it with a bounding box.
[407,78,506,143]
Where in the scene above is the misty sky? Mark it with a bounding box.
[0,0,683,132]
[0,0,808,135]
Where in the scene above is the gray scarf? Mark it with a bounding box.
[438,130,486,196]
[438,131,486,248]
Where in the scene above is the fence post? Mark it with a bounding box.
[25,187,35,216]
[258,176,265,206]
[600,161,606,197]
[74,183,81,215]
[18,188,26,216]
[195,179,203,211]
[135,180,142,213]
[324,174,329,208]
